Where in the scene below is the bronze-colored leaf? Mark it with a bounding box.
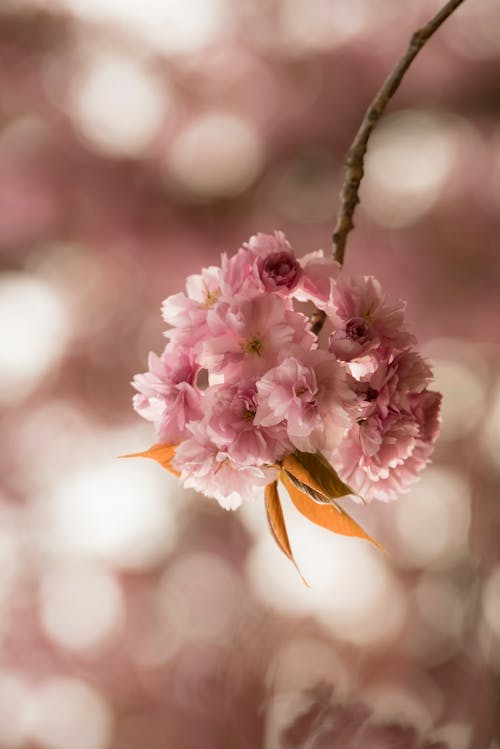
[284,470,336,506]
[283,450,356,503]
[120,443,180,477]
[282,473,385,552]
[265,481,309,585]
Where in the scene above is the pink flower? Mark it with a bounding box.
[220,248,263,300]
[329,348,441,501]
[354,350,433,419]
[162,265,221,344]
[244,230,293,257]
[221,231,301,300]
[254,349,353,453]
[327,275,415,361]
[204,382,292,465]
[332,387,441,502]
[410,388,442,444]
[132,231,442,511]
[294,250,341,308]
[132,346,202,444]
[259,250,302,293]
[172,421,277,510]
[197,294,314,381]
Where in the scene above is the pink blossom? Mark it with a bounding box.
[219,231,296,300]
[331,414,417,501]
[220,248,263,300]
[294,250,341,308]
[132,232,441,510]
[332,385,442,501]
[259,250,301,293]
[327,275,415,361]
[334,419,439,501]
[410,388,442,444]
[197,294,314,381]
[132,346,202,444]
[244,230,293,257]
[329,348,441,501]
[221,232,301,300]
[162,265,221,344]
[254,349,353,453]
[172,421,277,510]
[354,349,433,419]
[204,382,291,465]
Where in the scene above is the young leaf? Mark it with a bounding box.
[283,450,355,503]
[265,481,309,586]
[281,473,385,552]
[120,443,180,477]
[285,471,337,507]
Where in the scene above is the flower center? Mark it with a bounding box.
[261,251,301,290]
[345,316,370,342]
[203,288,220,308]
[243,336,263,356]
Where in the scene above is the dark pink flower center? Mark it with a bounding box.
[260,251,301,291]
[345,316,370,343]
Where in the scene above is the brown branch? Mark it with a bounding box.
[332,0,467,266]
[310,309,326,336]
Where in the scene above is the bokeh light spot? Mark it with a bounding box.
[276,0,411,53]
[415,574,465,640]
[157,552,242,642]
[444,0,500,60]
[58,0,228,55]
[39,460,178,570]
[25,678,113,749]
[0,273,68,404]
[395,466,471,569]
[265,149,337,224]
[69,53,168,156]
[166,112,263,198]
[0,671,31,747]
[423,338,488,443]
[362,112,465,227]
[434,362,484,442]
[39,560,125,653]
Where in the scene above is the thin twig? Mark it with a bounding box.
[332,0,467,266]
[310,309,326,336]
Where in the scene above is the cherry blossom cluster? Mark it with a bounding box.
[132,232,441,509]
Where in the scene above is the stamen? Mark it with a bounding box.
[203,288,220,308]
[243,337,263,355]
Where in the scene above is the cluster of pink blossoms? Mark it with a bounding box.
[132,232,441,510]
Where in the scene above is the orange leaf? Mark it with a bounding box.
[283,450,355,504]
[265,481,308,586]
[282,473,385,552]
[120,443,180,477]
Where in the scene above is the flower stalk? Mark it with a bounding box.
[332,0,467,266]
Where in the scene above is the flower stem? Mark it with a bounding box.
[332,0,467,266]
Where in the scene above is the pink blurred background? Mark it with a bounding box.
[0,1,499,747]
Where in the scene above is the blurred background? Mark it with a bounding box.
[0,0,499,747]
